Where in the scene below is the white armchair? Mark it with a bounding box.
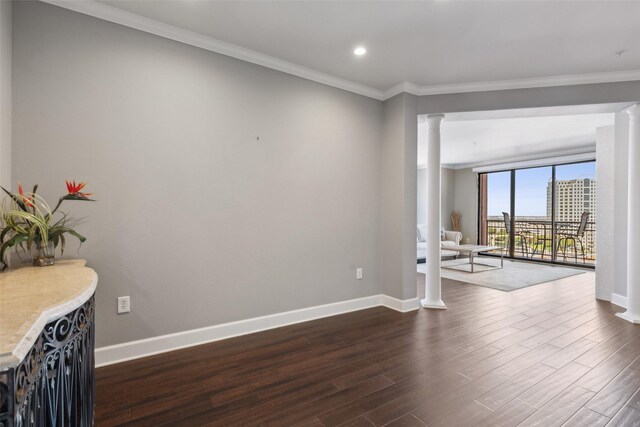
[416,224,462,262]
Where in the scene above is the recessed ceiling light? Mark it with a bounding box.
[354,47,367,56]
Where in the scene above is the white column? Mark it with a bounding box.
[422,114,446,309]
[618,104,640,324]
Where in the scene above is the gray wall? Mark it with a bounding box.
[614,112,630,298]
[0,0,11,189]
[13,1,383,347]
[417,166,454,231]
[417,168,426,226]
[442,168,455,231]
[453,168,478,244]
[380,93,418,300]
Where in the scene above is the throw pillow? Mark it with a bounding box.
[417,224,428,242]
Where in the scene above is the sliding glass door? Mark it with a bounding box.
[480,171,511,253]
[479,161,596,267]
[514,166,552,260]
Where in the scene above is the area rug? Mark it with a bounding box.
[416,257,587,291]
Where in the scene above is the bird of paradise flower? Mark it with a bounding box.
[0,181,96,269]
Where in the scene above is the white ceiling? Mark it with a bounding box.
[419,111,615,169]
[83,0,640,97]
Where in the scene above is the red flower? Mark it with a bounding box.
[65,180,94,198]
[18,182,34,208]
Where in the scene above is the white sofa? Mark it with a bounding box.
[416,224,463,262]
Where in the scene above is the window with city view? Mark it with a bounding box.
[479,161,596,266]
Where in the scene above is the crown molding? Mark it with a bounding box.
[382,81,422,100]
[40,0,386,100]
[391,70,640,98]
[464,149,596,172]
[41,0,640,102]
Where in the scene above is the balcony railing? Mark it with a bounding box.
[484,218,596,265]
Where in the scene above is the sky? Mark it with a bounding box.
[487,162,596,217]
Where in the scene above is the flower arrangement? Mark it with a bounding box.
[0,181,95,269]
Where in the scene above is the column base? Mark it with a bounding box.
[421,298,446,310]
[616,311,640,324]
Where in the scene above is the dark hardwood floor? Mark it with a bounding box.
[96,271,640,426]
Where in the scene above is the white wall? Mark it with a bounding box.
[613,112,630,298]
[595,125,614,301]
[0,0,11,189]
[13,1,383,347]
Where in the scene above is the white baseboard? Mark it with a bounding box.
[380,295,421,312]
[612,293,628,309]
[95,293,419,367]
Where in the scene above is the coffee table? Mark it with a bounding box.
[442,245,504,273]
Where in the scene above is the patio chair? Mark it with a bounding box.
[556,211,590,263]
[529,222,554,260]
[502,212,530,257]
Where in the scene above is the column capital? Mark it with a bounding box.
[626,104,640,121]
[426,114,445,126]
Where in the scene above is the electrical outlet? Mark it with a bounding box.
[117,296,130,314]
[356,268,363,280]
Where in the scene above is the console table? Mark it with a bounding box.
[0,260,97,427]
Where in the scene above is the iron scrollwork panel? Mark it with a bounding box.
[0,295,95,427]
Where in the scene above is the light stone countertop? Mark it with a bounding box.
[0,259,98,370]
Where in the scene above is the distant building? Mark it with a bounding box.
[547,178,596,257]
[547,178,596,222]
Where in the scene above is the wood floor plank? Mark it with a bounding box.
[574,328,640,368]
[93,271,640,426]
[421,400,493,427]
[516,362,591,408]
[406,373,505,425]
[340,416,376,427]
[584,359,640,417]
[560,407,610,427]
[476,363,556,411]
[541,338,597,369]
[474,399,538,427]
[606,405,640,427]
[383,413,427,426]
[576,353,640,393]
[320,370,469,426]
[260,375,394,426]
[517,385,595,426]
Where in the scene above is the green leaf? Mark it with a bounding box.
[64,228,86,243]
[1,186,27,212]
[62,194,96,202]
[59,234,65,256]
[0,234,28,269]
[0,226,13,243]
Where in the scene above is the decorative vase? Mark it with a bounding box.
[33,241,55,267]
